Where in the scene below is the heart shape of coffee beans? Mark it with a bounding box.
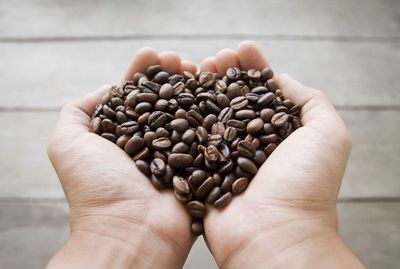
[90,65,301,235]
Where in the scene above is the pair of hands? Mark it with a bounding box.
[47,41,364,268]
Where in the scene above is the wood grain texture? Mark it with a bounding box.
[0,0,399,38]
[0,110,399,199]
[0,202,398,269]
[1,39,399,108]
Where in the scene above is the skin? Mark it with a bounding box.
[47,42,365,269]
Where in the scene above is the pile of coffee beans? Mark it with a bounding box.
[90,65,301,236]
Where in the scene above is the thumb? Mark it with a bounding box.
[277,74,351,144]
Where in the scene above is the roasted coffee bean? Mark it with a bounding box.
[206,187,222,204]
[163,165,174,184]
[135,160,151,177]
[150,158,166,176]
[235,109,256,120]
[207,134,223,147]
[226,83,241,99]
[124,136,145,156]
[171,142,189,153]
[170,118,189,133]
[153,71,169,84]
[151,174,165,189]
[101,133,117,142]
[264,142,277,155]
[226,67,241,80]
[226,119,246,131]
[263,123,275,134]
[237,157,258,175]
[278,122,294,138]
[191,221,204,236]
[246,118,264,134]
[267,78,278,92]
[120,121,139,135]
[218,107,233,123]
[223,126,237,142]
[101,118,115,133]
[202,114,218,131]
[174,190,192,203]
[204,145,219,163]
[216,93,230,108]
[290,104,301,115]
[192,153,204,167]
[260,108,275,123]
[199,72,216,88]
[235,166,253,179]
[259,133,279,145]
[148,111,167,129]
[116,134,130,148]
[230,96,248,110]
[257,92,275,107]
[186,201,207,218]
[271,112,289,128]
[221,173,236,193]
[191,170,208,187]
[152,137,171,150]
[133,147,149,161]
[215,80,227,93]
[214,192,232,208]
[90,117,101,133]
[154,99,169,111]
[182,129,196,144]
[218,159,234,174]
[237,140,256,158]
[196,176,214,199]
[177,92,195,107]
[158,83,174,99]
[261,66,274,81]
[155,127,169,138]
[251,86,268,95]
[146,65,163,78]
[137,92,158,103]
[143,131,157,147]
[254,150,268,166]
[173,176,190,194]
[292,117,302,129]
[206,99,221,114]
[102,105,116,118]
[196,126,208,144]
[211,122,225,136]
[135,102,152,113]
[232,177,249,195]
[186,110,204,127]
[168,153,193,168]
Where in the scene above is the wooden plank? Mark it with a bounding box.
[0,202,398,269]
[0,0,399,38]
[0,39,399,108]
[0,110,399,199]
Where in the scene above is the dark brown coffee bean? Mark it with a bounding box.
[147,111,167,129]
[158,83,174,99]
[206,187,222,204]
[218,107,233,123]
[135,102,152,113]
[251,86,268,95]
[226,67,241,80]
[237,140,256,158]
[125,90,139,108]
[192,153,204,167]
[207,134,223,147]
[263,123,275,134]
[124,136,145,156]
[203,114,218,131]
[186,110,204,127]
[264,143,277,155]
[232,177,249,195]
[226,119,246,131]
[150,158,166,176]
[174,190,192,203]
[204,145,219,163]
[267,78,278,92]
[115,111,128,124]
[101,118,115,133]
[133,147,149,161]
[216,94,230,110]
[213,173,223,186]
[237,157,258,175]
[152,137,171,150]
[135,160,150,177]
[246,118,264,134]
[171,142,189,153]
[218,159,234,175]
[101,133,117,142]
[173,176,190,194]
[191,170,208,187]
[186,200,207,218]
[215,80,227,93]
[226,83,241,99]
[170,118,189,133]
[182,129,196,144]
[290,104,301,116]
[211,122,225,136]
[116,134,130,148]
[177,92,195,107]
[271,112,289,128]
[214,192,232,209]
[151,174,164,190]
[235,166,253,179]
[154,99,169,111]
[143,131,157,147]
[153,71,169,84]
[261,67,274,81]
[254,150,268,166]
[260,134,279,145]
[235,109,256,120]
[168,153,193,168]
[137,92,158,103]
[191,221,204,236]
[223,126,237,142]
[120,121,139,135]
[196,176,214,199]
[221,173,236,193]
[199,72,216,88]
[260,108,275,123]
[146,65,162,78]
[230,96,248,110]
[163,165,174,184]
[196,126,208,144]
[292,117,302,129]
[257,92,275,107]
[102,104,116,119]
[90,117,101,133]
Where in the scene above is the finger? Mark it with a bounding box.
[200,56,217,73]
[237,40,269,71]
[122,47,158,81]
[277,74,344,129]
[215,48,240,75]
[158,51,181,75]
[180,60,197,75]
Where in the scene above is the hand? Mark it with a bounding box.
[201,41,365,268]
[47,48,197,269]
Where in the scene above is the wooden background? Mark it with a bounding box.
[0,0,399,268]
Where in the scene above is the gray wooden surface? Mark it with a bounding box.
[0,1,399,268]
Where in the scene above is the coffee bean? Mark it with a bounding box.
[257,92,275,107]
[191,170,208,187]
[103,105,116,118]
[174,190,192,203]
[135,102,152,113]
[235,166,253,179]
[267,78,278,92]
[101,133,117,142]
[146,65,163,78]
[186,200,207,218]
[226,83,241,99]
[168,153,193,168]
[237,140,256,158]
[124,135,145,156]
[221,173,236,193]
[90,117,101,133]
[171,141,189,153]
[226,119,246,131]
[232,177,249,195]
[182,129,196,144]
[192,153,204,167]
[206,187,222,204]
[226,67,241,80]
[150,158,166,176]
[199,72,216,88]
[261,67,274,81]
[120,121,139,135]
[204,145,219,163]
[214,192,232,209]
[170,118,189,133]
[246,118,264,134]
[215,80,227,93]
[264,143,277,155]
[151,174,165,190]
[173,176,190,194]
[137,92,158,103]
[159,83,174,99]
[235,109,256,120]
[177,92,195,107]
[223,126,237,142]
[191,221,204,236]
[230,96,248,110]
[186,110,204,127]
[133,147,149,161]
[196,126,208,144]
[260,108,275,123]
[101,118,115,133]
[218,159,234,175]
[152,137,171,150]
[116,134,130,148]
[292,117,302,129]
[196,176,214,199]
[237,157,258,175]
[148,111,167,129]
[203,114,218,131]
[218,107,233,123]
[254,150,267,166]
[153,71,169,84]
[271,112,289,127]
[135,160,150,177]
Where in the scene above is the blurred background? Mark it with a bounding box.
[0,0,399,268]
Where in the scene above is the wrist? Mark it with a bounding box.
[47,214,188,269]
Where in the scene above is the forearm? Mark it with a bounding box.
[47,216,187,269]
[222,221,364,269]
